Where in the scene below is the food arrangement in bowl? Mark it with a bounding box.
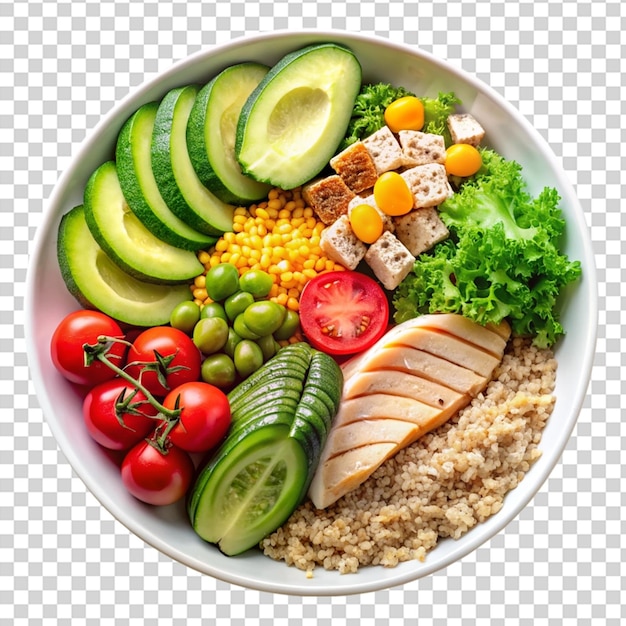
[26,32,596,595]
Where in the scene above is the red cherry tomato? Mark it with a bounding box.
[121,440,194,506]
[125,327,201,397]
[162,382,231,453]
[50,310,127,387]
[83,378,158,450]
[299,271,390,356]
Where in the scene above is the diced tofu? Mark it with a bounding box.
[329,141,378,193]
[302,175,356,225]
[393,207,449,256]
[401,163,453,209]
[446,113,485,146]
[398,130,446,167]
[347,193,395,233]
[364,230,414,290]
[361,126,404,174]
[320,215,367,270]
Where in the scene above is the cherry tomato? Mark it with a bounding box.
[50,310,127,387]
[161,381,231,453]
[125,327,201,397]
[121,440,195,506]
[349,204,384,244]
[83,378,158,450]
[384,96,425,133]
[445,143,483,177]
[298,271,389,356]
[373,171,414,217]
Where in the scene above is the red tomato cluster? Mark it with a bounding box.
[50,310,232,506]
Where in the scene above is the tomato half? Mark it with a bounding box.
[162,381,231,453]
[298,271,389,356]
[125,327,202,397]
[50,310,127,387]
[83,378,158,451]
[121,440,194,506]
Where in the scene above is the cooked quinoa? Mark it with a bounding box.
[261,337,557,574]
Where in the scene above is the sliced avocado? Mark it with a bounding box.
[83,161,204,284]
[151,85,235,236]
[235,43,362,189]
[57,205,193,327]
[115,102,216,251]
[187,63,272,205]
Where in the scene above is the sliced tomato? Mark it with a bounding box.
[299,270,389,356]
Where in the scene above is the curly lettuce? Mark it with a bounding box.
[393,149,582,348]
[338,84,459,151]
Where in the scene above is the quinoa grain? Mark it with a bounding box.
[261,337,557,574]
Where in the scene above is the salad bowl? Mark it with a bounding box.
[25,30,596,595]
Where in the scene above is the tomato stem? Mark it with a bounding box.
[83,336,181,424]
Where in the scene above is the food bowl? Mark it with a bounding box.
[25,30,597,595]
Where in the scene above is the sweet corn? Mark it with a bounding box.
[193,187,345,309]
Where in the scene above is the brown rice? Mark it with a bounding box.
[261,336,557,574]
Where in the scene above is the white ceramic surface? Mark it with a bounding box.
[25,30,597,596]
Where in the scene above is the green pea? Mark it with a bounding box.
[273,309,301,341]
[224,290,255,321]
[192,316,229,355]
[243,300,286,337]
[169,301,201,334]
[238,269,274,298]
[223,327,243,359]
[234,340,264,378]
[205,263,240,302]
[233,313,261,340]
[200,301,228,322]
[255,334,277,362]
[201,353,236,389]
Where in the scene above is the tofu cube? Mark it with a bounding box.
[329,141,378,193]
[393,207,450,257]
[347,194,395,234]
[398,130,447,167]
[362,126,404,174]
[446,113,485,147]
[401,163,454,209]
[320,215,367,270]
[364,231,415,291]
[302,175,356,225]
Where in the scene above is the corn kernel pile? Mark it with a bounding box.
[191,188,344,311]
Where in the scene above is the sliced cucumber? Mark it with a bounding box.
[115,102,216,251]
[187,63,272,205]
[151,85,235,236]
[57,205,193,327]
[235,43,362,189]
[188,343,343,555]
[83,161,204,284]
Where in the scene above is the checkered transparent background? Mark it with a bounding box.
[2,0,624,623]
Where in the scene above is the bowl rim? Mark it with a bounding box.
[25,28,598,595]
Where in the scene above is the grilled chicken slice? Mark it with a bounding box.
[308,314,511,509]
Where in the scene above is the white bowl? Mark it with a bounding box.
[26,30,597,595]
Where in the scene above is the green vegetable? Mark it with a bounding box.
[187,342,342,555]
[339,82,415,150]
[339,84,461,151]
[393,149,582,348]
[421,91,462,146]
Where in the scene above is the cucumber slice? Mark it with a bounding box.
[83,161,204,284]
[188,344,344,555]
[115,102,217,251]
[151,85,235,236]
[235,43,362,189]
[57,205,193,327]
[190,425,308,556]
[187,63,272,205]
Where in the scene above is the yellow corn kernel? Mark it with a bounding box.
[214,239,228,252]
[268,198,283,211]
[280,271,294,283]
[268,264,280,275]
[303,258,315,270]
[193,287,208,301]
[224,232,236,243]
[302,268,317,279]
[255,207,270,220]
[260,253,271,269]
[303,207,313,218]
[194,275,206,289]
[287,297,299,312]
[249,248,261,261]
[269,283,280,298]
[275,292,288,306]
[198,250,211,264]
[220,252,232,263]
[234,206,248,216]
[314,258,326,272]
[209,255,221,268]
